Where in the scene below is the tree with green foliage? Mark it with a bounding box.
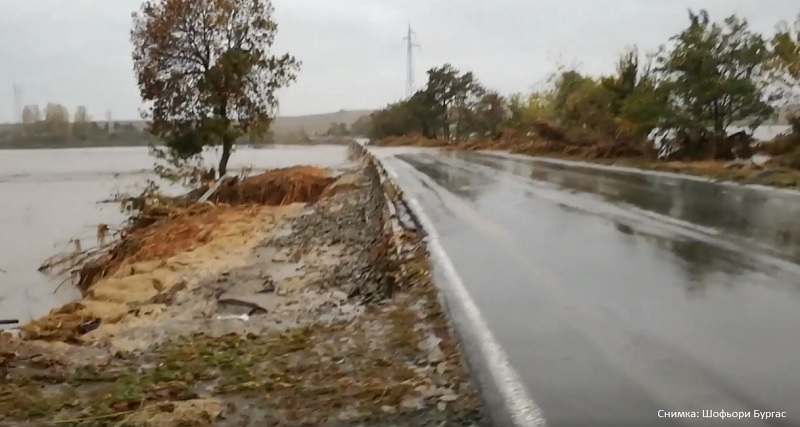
[506,93,530,131]
[364,11,797,161]
[424,64,485,139]
[464,91,507,137]
[369,89,438,139]
[658,10,775,139]
[131,0,300,181]
[605,48,669,137]
[547,70,623,137]
[520,91,557,126]
[772,13,800,134]
[773,14,800,86]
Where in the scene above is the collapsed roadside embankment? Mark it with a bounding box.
[374,125,800,190]
[0,144,485,426]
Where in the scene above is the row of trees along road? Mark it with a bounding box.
[131,0,300,180]
[370,10,800,162]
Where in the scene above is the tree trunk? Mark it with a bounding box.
[217,100,232,177]
[218,137,233,177]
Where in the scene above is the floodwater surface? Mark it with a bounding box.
[373,147,800,427]
[0,145,348,326]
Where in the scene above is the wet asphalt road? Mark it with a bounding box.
[374,148,800,427]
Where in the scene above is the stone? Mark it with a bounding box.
[440,393,459,402]
[401,397,424,410]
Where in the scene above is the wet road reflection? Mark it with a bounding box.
[377,148,800,427]
[465,151,800,264]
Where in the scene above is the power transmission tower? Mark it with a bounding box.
[403,25,420,99]
[12,85,23,123]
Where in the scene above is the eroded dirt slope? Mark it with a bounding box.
[0,155,484,426]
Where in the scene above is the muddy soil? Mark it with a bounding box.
[0,156,485,426]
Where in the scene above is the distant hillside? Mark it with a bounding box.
[271,110,373,136]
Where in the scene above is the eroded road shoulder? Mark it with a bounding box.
[0,148,485,426]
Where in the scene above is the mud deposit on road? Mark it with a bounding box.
[0,154,484,426]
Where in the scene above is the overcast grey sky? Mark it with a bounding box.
[0,0,797,121]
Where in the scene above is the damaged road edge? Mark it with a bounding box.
[349,140,548,427]
[2,150,488,426]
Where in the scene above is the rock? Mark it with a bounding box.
[440,393,459,402]
[337,408,367,422]
[381,405,397,414]
[401,397,424,410]
[437,402,447,412]
[217,297,268,315]
[419,386,443,398]
[724,160,746,169]
[428,345,445,363]
[258,278,275,293]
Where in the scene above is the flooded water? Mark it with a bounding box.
[0,145,348,326]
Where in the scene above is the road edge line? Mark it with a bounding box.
[356,142,546,427]
[403,193,547,427]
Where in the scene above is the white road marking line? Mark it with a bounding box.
[397,181,548,426]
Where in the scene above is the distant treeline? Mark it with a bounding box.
[366,9,800,162]
[0,103,154,149]
[0,102,372,149]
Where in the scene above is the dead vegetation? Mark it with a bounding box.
[38,166,337,296]
[376,121,654,160]
[375,120,800,189]
[761,123,800,171]
[194,166,336,206]
[378,135,447,148]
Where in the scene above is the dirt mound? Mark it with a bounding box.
[41,166,337,295]
[206,166,335,205]
[76,204,265,291]
[23,204,295,344]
